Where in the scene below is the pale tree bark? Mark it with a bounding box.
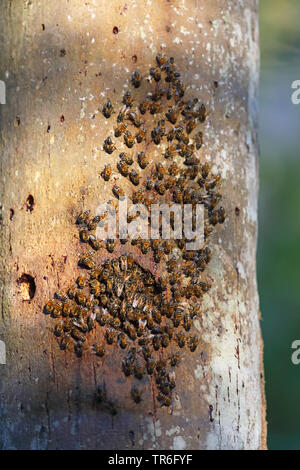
[0,0,266,450]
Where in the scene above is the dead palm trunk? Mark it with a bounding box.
[0,0,266,450]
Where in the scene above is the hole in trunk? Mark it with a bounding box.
[17,274,36,300]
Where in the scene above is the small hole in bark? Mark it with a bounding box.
[26,195,35,212]
[132,54,137,63]
[129,430,135,446]
[213,80,219,88]
[60,48,66,57]
[9,209,14,220]
[17,274,36,300]
[235,207,240,216]
[14,115,21,127]
[113,26,119,34]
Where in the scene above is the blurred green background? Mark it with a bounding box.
[259,0,300,450]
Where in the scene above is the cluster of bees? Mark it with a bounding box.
[44,55,226,408]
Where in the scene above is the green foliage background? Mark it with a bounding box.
[259,0,300,450]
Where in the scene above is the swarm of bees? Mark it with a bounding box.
[44,55,226,409]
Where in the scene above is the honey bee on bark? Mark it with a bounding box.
[44,54,227,409]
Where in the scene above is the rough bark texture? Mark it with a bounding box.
[0,0,265,450]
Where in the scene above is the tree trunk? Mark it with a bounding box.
[0,0,266,450]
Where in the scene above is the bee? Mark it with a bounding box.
[129,169,140,186]
[168,162,180,176]
[131,386,142,404]
[89,234,101,251]
[189,335,199,352]
[74,340,84,358]
[105,328,116,345]
[76,210,90,225]
[87,311,96,331]
[149,102,161,115]
[184,155,199,167]
[60,334,71,350]
[153,249,164,264]
[129,111,142,128]
[122,358,134,377]
[106,239,115,253]
[140,240,150,254]
[173,188,183,203]
[139,99,149,115]
[202,162,211,179]
[44,300,55,315]
[71,327,86,342]
[97,309,110,326]
[169,272,181,286]
[169,352,181,367]
[62,300,77,317]
[92,342,105,357]
[52,300,63,318]
[76,276,87,289]
[123,91,133,107]
[131,71,141,88]
[166,84,175,100]
[137,152,148,169]
[117,160,129,177]
[156,54,167,67]
[173,309,183,327]
[151,128,161,145]
[166,107,179,124]
[218,206,226,224]
[117,109,128,123]
[67,284,78,299]
[54,321,64,337]
[176,238,185,250]
[183,314,192,331]
[176,331,186,348]
[103,136,116,154]
[150,66,161,82]
[155,181,166,195]
[118,332,128,349]
[157,393,171,407]
[198,104,207,122]
[126,324,137,341]
[76,290,86,306]
[161,333,170,348]
[114,122,127,137]
[120,152,133,165]
[134,358,145,380]
[102,99,113,118]
[186,119,197,134]
[113,185,125,199]
[185,165,199,180]
[55,290,68,302]
[166,67,180,84]
[175,80,185,99]
[131,190,143,205]
[145,357,155,375]
[195,131,203,150]
[203,246,212,263]
[191,305,201,318]
[162,241,172,255]
[151,87,166,102]
[136,128,146,143]
[88,215,103,231]
[153,335,161,351]
[79,227,90,244]
[124,130,135,148]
